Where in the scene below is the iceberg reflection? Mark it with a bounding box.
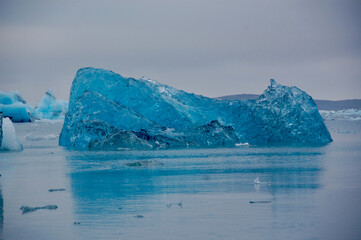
[66,147,324,239]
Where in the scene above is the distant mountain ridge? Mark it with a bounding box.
[216,94,361,111]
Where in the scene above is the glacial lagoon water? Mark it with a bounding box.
[0,119,360,240]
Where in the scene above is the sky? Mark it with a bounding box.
[0,0,360,103]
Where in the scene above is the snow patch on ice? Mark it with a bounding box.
[235,142,249,147]
[140,77,159,85]
[0,117,23,151]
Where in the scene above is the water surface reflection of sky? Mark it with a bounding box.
[0,120,360,240]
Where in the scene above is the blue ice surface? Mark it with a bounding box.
[0,91,37,122]
[59,67,332,149]
[0,113,3,147]
[35,89,68,120]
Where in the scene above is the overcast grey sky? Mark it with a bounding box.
[0,0,360,102]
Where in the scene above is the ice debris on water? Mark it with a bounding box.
[20,205,58,214]
[0,115,23,151]
[0,91,37,122]
[125,160,164,167]
[166,201,183,208]
[59,67,332,150]
[249,200,272,204]
[48,188,66,192]
[36,89,68,120]
[134,215,144,218]
[254,177,271,185]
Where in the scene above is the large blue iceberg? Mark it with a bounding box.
[59,67,332,149]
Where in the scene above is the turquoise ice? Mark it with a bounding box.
[59,67,332,149]
[0,91,37,122]
[36,89,68,120]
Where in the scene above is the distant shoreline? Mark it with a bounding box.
[216,94,361,111]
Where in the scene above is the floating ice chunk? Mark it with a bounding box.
[235,142,249,147]
[48,188,66,192]
[36,89,68,120]
[59,67,332,149]
[0,91,37,122]
[20,205,58,214]
[0,116,23,151]
[125,159,164,167]
[254,177,270,185]
[249,200,272,204]
[166,201,183,208]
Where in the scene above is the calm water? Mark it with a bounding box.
[0,120,360,240]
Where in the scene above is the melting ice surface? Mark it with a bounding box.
[0,118,360,240]
[59,67,332,149]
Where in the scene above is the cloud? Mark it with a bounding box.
[0,0,360,101]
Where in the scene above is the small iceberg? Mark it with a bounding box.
[235,142,249,147]
[35,89,68,120]
[0,90,37,122]
[0,115,23,151]
[254,177,271,185]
